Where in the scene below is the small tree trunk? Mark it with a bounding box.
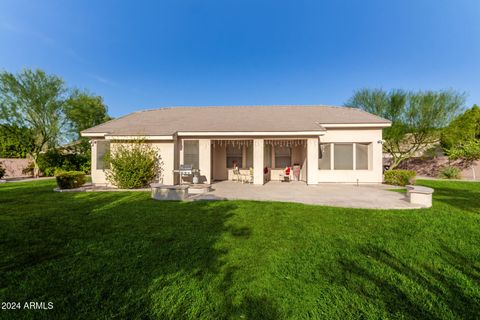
[388,156,405,171]
[31,154,40,178]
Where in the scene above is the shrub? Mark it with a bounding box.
[37,149,90,176]
[438,166,461,179]
[384,169,416,186]
[105,141,163,189]
[0,162,6,179]
[55,171,86,189]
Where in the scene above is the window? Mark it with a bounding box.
[184,140,199,169]
[246,145,253,168]
[356,143,369,170]
[333,144,353,170]
[275,146,291,168]
[226,145,242,168]
[318,143,331,169]
[264,144,272,168]
[96,140,110,170]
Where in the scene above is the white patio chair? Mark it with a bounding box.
[278,166,292,182]
[232,167,241,182]
[242,168,254,184]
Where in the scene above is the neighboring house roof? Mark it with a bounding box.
[81,105,391,136]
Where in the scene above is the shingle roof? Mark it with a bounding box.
[81,105,391,136]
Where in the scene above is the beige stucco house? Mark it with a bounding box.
[81,105,391,186]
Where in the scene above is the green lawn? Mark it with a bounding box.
[0,180,479,319]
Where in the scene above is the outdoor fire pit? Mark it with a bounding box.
[150,183,189,200]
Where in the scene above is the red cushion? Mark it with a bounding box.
[285,167,291,175]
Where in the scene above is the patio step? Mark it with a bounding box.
[188,184,212,194]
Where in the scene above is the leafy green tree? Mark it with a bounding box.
[441,105,480,150]
[0,69,112,176]
[0,125,34,158]
[447,140,480,161]
[346,89,465,169]
[0,69,68,176]
[65,90,111,137]
[65,90,112,152]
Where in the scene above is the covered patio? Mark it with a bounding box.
[191,180,422,209]
[210,139,308,183]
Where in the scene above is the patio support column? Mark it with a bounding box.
[253,139,264,185]
[307,138,319,185]
[198,139,211,184]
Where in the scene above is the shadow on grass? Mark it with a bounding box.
[417,180,480,213]
[333,244,480,319]
[0,181,281,319]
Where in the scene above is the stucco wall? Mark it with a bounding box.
[90,139,175,186]
[318,128,383,183]
[89,128,385,186]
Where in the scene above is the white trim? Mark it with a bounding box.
[81,132,107,137]
[321,123,391,128]
[105,135,174,140]
[177,131,326,137]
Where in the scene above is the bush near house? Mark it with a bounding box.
[384,169,416,186]
[55,171,86,189]
[105,141,163,189]
[438,166,461,179]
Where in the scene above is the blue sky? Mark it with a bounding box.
[1,0,479,117]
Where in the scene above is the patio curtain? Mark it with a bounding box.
[246,145,253,168]
[264,144,272,168]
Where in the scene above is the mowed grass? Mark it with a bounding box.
[0,180,479,319]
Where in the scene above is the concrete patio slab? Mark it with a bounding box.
[192,181,423,209]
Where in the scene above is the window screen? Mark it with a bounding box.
[318,143,331,169]
[333,144,353,170]
[275,146,291,168]
[184,140,199,169]
[356,143,369,170]
[226,145,242,168]
[246,145,253,168]
[96,140,110,170]
[264,144,272,168]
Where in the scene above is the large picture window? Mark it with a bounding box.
[275,146,291,168]
[318,143,331,170]
[319,142,371,170]
[183,140,199,169]
[226,145,242,168]
[334,144,354,170]
[96,140,110,170]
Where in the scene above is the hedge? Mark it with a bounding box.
[384,169,416,186]
[55,171,86,189]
